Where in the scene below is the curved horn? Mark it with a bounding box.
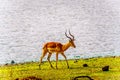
[69,30,75,40]
[65,31,72,40]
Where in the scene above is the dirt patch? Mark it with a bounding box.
[15,76,42,80]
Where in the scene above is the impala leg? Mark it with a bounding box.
[39,55,45,69]
[47,53,54,68]
[39,50,47,69]
[61,53,69,68]
[56,53,58,69]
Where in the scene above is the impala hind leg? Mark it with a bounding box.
[39,50,47,69]
[61,53,69,68]
[47,53,54,69]
[56,53,58,69]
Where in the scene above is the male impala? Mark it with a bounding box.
[39,30,76,69]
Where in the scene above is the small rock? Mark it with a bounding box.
[102,66,109,71]
[83,64,88,67]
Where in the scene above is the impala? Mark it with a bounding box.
[39,30,76,69]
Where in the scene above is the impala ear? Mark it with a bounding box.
[69,39,72,42]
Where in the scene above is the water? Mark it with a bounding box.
[0,0,120,64]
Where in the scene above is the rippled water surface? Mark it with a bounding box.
[0,0,120,64]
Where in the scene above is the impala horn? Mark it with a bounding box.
[65,30,75,41]
[68,30,75,41]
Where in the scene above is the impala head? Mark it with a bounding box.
[65,30,76,48]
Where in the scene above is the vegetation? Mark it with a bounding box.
[0,56,120,80]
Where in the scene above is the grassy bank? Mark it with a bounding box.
[0,56,120,80]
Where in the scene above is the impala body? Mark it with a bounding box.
[39,31,76,69]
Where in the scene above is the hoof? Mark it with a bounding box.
[38,65,41,69]
[68,66,69,69]
[51,66,54,69]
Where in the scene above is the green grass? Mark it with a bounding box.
[0,56,120,80]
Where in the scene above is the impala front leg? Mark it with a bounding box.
[61,53,69,68]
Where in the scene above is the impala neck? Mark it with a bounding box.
[62,41,71,51]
